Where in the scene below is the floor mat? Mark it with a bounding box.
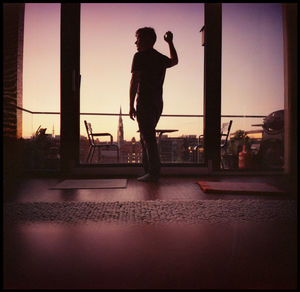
[197,181,285,195]
[50,179,127,189]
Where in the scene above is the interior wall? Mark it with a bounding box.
[3,3,25,139]
[282,3,298,189]
[3,3,25,181]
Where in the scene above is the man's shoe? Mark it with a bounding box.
[137,173,159,182]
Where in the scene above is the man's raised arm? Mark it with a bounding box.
[164,31,178,67]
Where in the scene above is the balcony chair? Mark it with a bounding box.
[193,120,233,168]
[84,120,119,163]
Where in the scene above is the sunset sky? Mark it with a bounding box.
[22,3,284,140]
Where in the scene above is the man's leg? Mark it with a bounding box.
[142,128,160,178]
[137,104,162,181]
[139,133,149,174]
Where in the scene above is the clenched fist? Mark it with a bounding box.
[164,31,173,43]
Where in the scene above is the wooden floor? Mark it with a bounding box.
[3,174,295,203]
[3,174,298,289]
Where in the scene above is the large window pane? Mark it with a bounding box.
[80,3,204,164]
[22,3,60,170]
[222,3,284,170]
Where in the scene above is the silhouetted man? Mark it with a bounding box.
[129,27,178,182]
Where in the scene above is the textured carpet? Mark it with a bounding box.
[50,179,127,189]
[3,200,297,224]
[197,181,285,195]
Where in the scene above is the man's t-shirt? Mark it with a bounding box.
[131,48,172,106]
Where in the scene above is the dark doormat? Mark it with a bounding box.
[50,179,127,190]
[197,181,285,195]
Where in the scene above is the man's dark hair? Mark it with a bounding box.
[136,27,157,46]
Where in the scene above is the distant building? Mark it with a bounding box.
[119,137,142,164]
[160,135,198,162]
[79,126,199,164]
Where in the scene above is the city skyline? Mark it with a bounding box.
[22,3,284,140]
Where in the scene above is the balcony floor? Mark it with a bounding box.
[3,174,298,289]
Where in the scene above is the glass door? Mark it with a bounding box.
[79,3,205,166]
[221,3,284,171]
[22,3,61,170]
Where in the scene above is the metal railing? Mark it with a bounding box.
[17,106,282,169]
[16,106,266,119]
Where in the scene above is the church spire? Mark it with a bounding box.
[117,106,124,146]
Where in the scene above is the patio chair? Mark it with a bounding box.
[193,120,233,168]
[84,120,119,163]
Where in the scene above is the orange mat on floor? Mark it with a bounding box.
[197,181,285,195]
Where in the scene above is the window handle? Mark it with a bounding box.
[72,70,81,91]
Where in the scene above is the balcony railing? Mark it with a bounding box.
[16,106,266,118]
[16,106,284,171]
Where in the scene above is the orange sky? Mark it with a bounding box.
[22,3,284,140]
